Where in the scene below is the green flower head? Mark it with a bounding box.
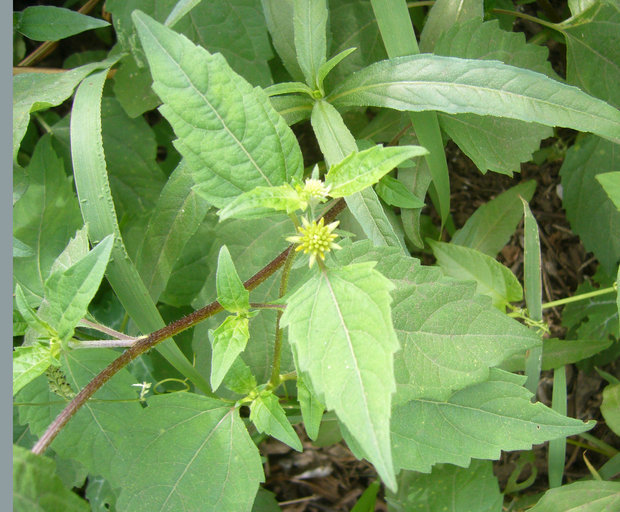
[286,217,341,267]
[296,178,331,207]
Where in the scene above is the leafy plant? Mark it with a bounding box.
[12,0,620,510]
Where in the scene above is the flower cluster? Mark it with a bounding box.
[297,178,331,207]
[287,217,341,267]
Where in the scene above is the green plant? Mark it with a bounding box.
[13,0,620,510]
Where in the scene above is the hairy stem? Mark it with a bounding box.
[31,199,345,456]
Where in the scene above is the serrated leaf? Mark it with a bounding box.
[13,445,90,512]
[601,383,620,436]
[210,315,250,390]
[375,175,425,208]
[428,240,523,309]
[216,246,250,313]
[596,172,620,211]
[562,1,620,108]
[13,345,52,396]
[297,376,324,441]
[434,19,555,175]
[218,184,305,221]
[333,241,540,402]
[49,226,89,276]
[560,135,620,277]
[13,136,83,305]
[391,369,594,473]
[293,0,328,89]
[452,180,537,257]
[528,480,620,512]
[37,236,113,341]
[329,54,620,143]
[223,358,257,395]
[251,392,303,451]
[136,161,211,302]
[281,262,399,490]
[387,460,503,512]
[13,56,117,160]
[133,11,302,208]
[114,393,263,512]
[15,6,109,42]
[325,145,427,197]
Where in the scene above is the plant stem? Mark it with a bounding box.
[492,9,561,32]
[30,198,345,456]
[542,285,617,310]
[269,247,298,388]
[78,318,139,340]
[68,339,139,349]
[249,302,285,310]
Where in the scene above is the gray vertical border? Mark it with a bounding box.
[3,1,14,510]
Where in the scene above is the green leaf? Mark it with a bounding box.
[329,54,620,143]
[569,0,598,16]
[391,369,595,473]
[419,0,481,52]
[14,283,57,338]
[528,481,620,512]
[217,184,305,221]
[251,391,303,451]
[375,175,425,208]
[70,66,211,393]
[601,383,620,436]
[264,81,314,97]
[13,136,82,304]
[37,236,113,341]
[210,315,250,391]
[387,460,503,512]
[501,338,614,372]
[133,11,303,208]
[311,100,406,250]
[13,237,34,258]
[136,161,211,302]
[112,56,161,118]
[281,262,399,490]
[334,241,540,403]
[85,477,117,512]
[13,56,118,160]
[293,0,328,89]
[164,0,202,27]
[562,280,619,340]
[216,246,250,313]
[222,358,257,395]
[261,0,304,81]
[17,349,143,481]
[351,480,380,512]
[435,19,555,175]
[428,240,523,310]
[326,145,428,197]
[16,6,109,42]
[317,47,357,93]
[560,135,620,277]
[49,226,89,276]
[452,181,537,257]
[596,172,620,211]
[13,345,52,396]
[297,376,324,441]
[270,94,314,125]
[562,1,620,108]
[113,393,264,512]
[325,0,387,88]
[13,445,89,512]
[108,0,273,87]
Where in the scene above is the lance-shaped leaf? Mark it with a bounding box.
[15,6,109,42]
[113,393,264,512]
[376,175,425,209]
[250,391,303,451]
[281,262,399,490]
[216,245,249,313]
[36,236,113,341]
[297,376,324,441]
[528,481,620,512]
[13,445,89,512]
[210,315,250,391]
[428,240,523,310]
[328,54,620,143]
[133,11,303,208]
[218,184,306,220]
[391,370,594,473]
[293,0,328,89]
[326,145,428,198]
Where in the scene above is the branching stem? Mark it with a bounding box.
[31,199,345,456]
